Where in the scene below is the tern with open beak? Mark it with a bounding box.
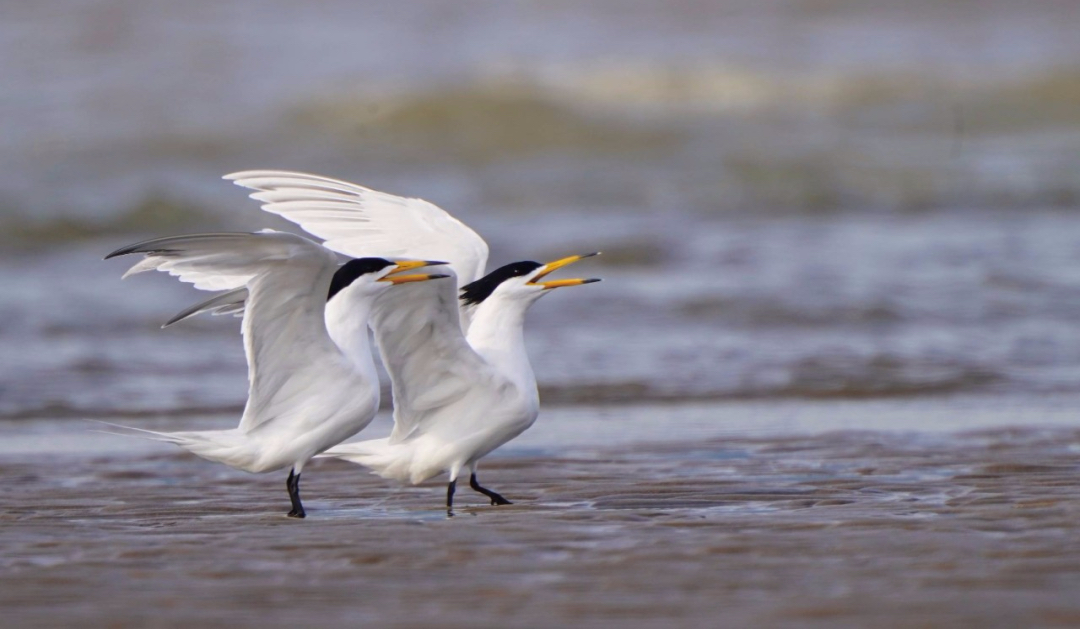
[323,253,600,513]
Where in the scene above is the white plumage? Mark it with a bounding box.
[105,230,445,517]
[224,171,489,285]
[226,171,600,512]
[332,267,536,484]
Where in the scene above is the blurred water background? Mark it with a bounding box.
[8,2,1080,626]
[3,0,1080,433]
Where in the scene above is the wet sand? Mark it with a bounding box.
[4,427,1080,628]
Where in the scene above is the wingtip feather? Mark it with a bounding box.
[104,243,138,259]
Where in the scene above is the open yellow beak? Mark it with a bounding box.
[380,259,450,284]
[529,252,602,289]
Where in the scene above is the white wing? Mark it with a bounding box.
[114,232,276,291]
[367,268,507,444]
[107,231,350,433]
[224,170,489,286]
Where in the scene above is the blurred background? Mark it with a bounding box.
[4,0,1080,435]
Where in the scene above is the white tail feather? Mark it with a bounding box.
[87,420,275,473]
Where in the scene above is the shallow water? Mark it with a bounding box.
[8,208,1080,421]
[5,1,1080,421]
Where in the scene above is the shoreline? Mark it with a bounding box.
[5,392,1080,459]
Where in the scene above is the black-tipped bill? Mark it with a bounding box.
[528,252,601,289]
[536,277,601,289]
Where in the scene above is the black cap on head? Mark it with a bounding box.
[328,257,395,301]
[459,261,543,306]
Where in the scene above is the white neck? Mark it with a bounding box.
[324,291,378,381]
[465,296,537,395]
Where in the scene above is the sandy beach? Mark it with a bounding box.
[4,412,1080,628]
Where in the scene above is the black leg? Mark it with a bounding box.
[446,478,457,516]
[286,468,306,519]
[470,473,512,506]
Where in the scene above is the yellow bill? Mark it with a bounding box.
[385,273,451,285]
[386,259,448,275]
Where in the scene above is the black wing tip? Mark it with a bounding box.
[104,244,138,260]
[161,315,184,329]
[104,232,266,261]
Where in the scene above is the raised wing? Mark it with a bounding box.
[224,170,489,286]
[366,268,503,444]
[112,232,280,291]
[107,231,349,433]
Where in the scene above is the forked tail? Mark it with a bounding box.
[89,420,265,473]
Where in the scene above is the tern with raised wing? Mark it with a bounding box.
[223,171,600,513]
[105,230,446,517]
